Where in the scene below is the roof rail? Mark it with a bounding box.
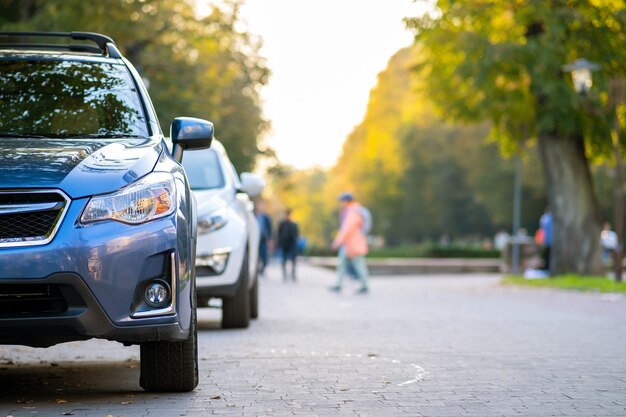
[0,32,121,58]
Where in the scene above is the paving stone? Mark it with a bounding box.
[0,263,625,416]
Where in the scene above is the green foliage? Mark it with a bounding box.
[0,0,269,172]
[304,244,500,259]
[329,47,547,244]
[405,1,626,274]
[405,0,626,159]
[503,274,626,294]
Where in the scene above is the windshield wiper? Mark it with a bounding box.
[0,133,51,138]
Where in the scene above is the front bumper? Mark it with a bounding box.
[0,272,188,347]
[0,197,193,347]
[195,220,246,293]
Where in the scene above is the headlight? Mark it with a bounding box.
[80,172,176,225]
[197,209,228,234]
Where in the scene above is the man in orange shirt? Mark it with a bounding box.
[330,193,370,294]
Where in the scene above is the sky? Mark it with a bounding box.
[237,0,424,169]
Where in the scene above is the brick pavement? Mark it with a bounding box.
[1,261,625,416]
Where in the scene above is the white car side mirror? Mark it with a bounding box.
[239,172,265,197]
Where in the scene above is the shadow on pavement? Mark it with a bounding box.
[0,361,145,402]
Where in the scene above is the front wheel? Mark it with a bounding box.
[139,307,199,392]
[250,271,259,319]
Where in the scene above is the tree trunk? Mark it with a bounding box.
[537,132,603,275]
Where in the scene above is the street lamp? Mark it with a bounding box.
[562,59,600,95]
[562,58,623,283]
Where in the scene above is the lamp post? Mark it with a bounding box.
[562,59,600,95]
[511,155,522,275]
[562,59,623,282]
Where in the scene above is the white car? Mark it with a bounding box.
[181,140,265,328]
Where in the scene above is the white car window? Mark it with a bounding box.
[182,149,225,190]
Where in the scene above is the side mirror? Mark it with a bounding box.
[239,173,265,197]
[170,117,214,162]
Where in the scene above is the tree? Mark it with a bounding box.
[263,46,550,248]
[406,1,626,274]
[328,47,548,246]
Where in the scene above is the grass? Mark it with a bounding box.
[503,274,626,294]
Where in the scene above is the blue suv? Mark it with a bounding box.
[0,32,213,392]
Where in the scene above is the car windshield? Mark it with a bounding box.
[0,59,149,138]
[182,149,225,190]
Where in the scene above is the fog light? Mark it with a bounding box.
[196,251,230,274]
[144,281,170,308]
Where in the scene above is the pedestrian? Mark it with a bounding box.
[493,229,510,252]
[277,209,299,281]
[255,200,272,277]
[601,222,618,265]
[330,193,370,294]
[539,208,553,272]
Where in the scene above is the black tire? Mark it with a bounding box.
[222,251,250,329]
[250,271,259,319]
[139,307,199,392]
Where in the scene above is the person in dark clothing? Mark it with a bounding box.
[277,209,299,281]
[255,201,272,276]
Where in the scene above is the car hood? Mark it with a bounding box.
[0,137,162,198]
[193,187,232,218]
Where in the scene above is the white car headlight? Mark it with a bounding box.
[80,172,176,225]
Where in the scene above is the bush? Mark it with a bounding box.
[303,244,499,259]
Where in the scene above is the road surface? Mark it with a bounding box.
[1,262,625,416]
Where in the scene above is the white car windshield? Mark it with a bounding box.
[182,149,225,190]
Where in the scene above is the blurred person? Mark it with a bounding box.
[296,235,307,255]
[277,209,299,281]
[539,209,553,272]
[330,193,370,294]
[601,222,618,265]
[255,200,272,276]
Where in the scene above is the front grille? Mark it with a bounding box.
[0,210,60,238]
[0,190,68,246]
[0,284,68,315]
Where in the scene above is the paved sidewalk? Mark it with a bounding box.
[1,261,625,416]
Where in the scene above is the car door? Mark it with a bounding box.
[221,151,260,286]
